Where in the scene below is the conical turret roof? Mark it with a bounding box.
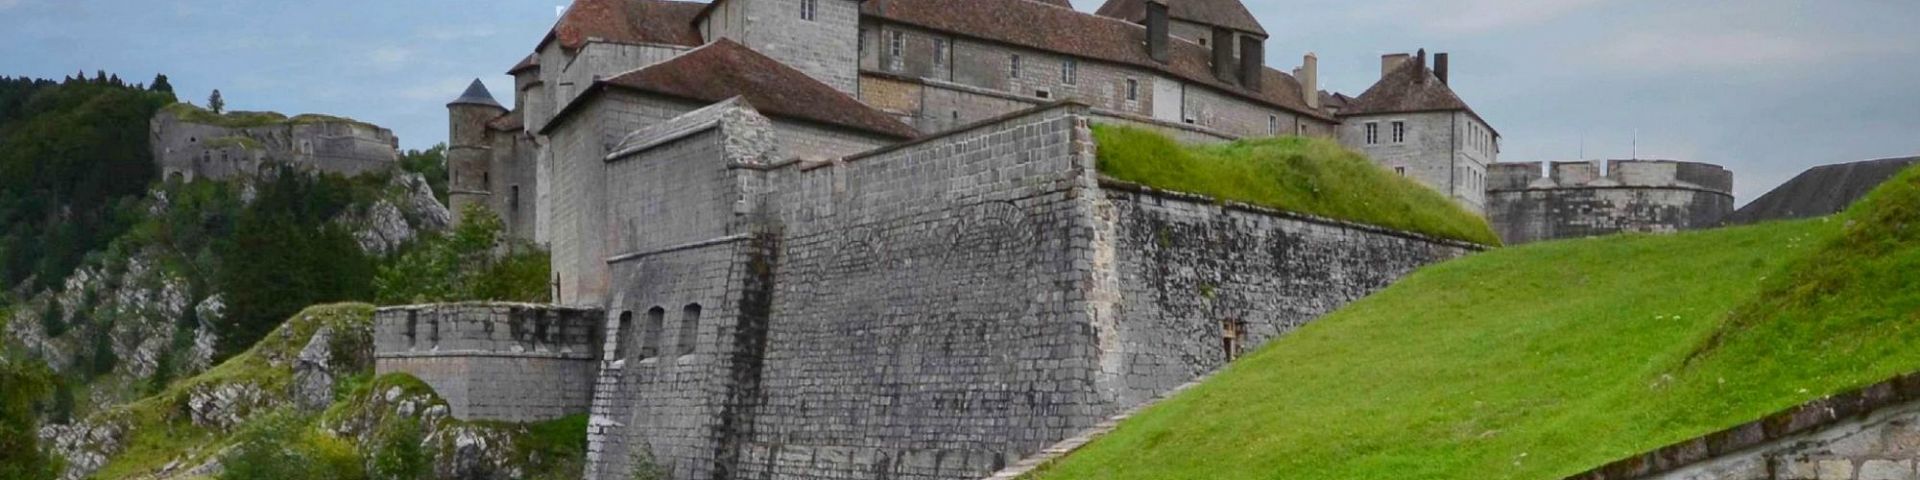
[448,79,503,108]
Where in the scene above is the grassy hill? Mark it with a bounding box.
[1092,125,1501,245]
[1029,163,1920,480]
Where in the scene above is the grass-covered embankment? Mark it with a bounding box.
[1092,125,1500,245]
[1030,164,1920,479]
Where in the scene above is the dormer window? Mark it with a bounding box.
[799,0,817,21]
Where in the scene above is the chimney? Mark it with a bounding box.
[1299,52,1319,109]
[1145,0,1170,63]
[1238,35,1264,91]
[1415,49,1428,83]
[1435,52,1450,85]
[1211,27,1236,84]
[1380,53,1410,79]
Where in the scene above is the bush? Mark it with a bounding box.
[369,416,428,480]
[0,355,62,480]
[375,205,550,305]
[219,411,364,480]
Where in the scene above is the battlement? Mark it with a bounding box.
[1488,160,1733,195]
[372,303,605,421]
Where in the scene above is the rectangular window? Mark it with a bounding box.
[888,31,904,71]
[1062,59,1077,85]
[1010,54,1022,79]
[1365,122,1379,145]
[1268,115,1279,136]
[1392,121,1406,143]
[1126,78,1139,100]
[800,0,816,20]
[933,38,948,69]
[1395,166,1407,176]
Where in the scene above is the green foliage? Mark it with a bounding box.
[207,89,224,115]
[0,355,63,480]
[214,169,375,359]
[1031,165,1920,480]
[399,144,449,205]
[0,75,176,290]
[149,74,173,94]
[1091,125,1500,245]
[375,204,550,305]
[219,410,365,480]
[369,416,428,480]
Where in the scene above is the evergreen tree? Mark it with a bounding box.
[208,89,225,114]
[150,74,173,93]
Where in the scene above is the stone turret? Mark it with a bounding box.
[447,79,507,227]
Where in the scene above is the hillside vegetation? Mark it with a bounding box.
[1092,125,1500,245]
[1030,164,1920,479]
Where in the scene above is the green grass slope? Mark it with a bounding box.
[1030,164,1920,480]
[1092,125,1500,245]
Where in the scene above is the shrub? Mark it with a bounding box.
[0,355,63,480]
[374,205,550,305]
[369,416,428,480]
[219,411,364,480]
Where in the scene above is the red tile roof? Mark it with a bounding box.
[1094,0,1267,36]
[1339,59,1494,135]
[540,0,705,52]
[598,39,918,138]
[863,0,1328,121]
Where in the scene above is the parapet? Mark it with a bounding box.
[1487,159,1733,194]
[372,303,606,422]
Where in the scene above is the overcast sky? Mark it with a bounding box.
[3,0,1916,203]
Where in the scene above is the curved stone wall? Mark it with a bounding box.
[1486,160,1734,245]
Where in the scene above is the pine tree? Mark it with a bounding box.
[151,74,174,93]
[208,89,225,114]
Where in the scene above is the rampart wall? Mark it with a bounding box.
[151,108,399,182]
[373,303,604,422]
[1565,373,1920,480]
[1487,160,1734,244]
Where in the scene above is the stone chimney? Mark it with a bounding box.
[1415,49,1428,83]
[1435,52,1450,85]
[1299,52,1319,109]
[1211,27,1236,84]
[1380,53,1410,79]
[1145,0,1170,63]
[1238,35,1264,91]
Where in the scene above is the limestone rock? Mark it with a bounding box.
[291,326,336,411]
[186,382,270,431]
[41,415,129,480]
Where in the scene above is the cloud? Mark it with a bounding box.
[415,24,502,42]
[1354,0,1609,34]
[1590,30,1898,73]
[371,46,413,67]
[398,77,481,103]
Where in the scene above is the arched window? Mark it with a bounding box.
[677,304,702,355]
[615,311,634,360]
[641,307,665,360]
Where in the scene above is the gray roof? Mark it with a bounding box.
[449,79,503,108]
[1730,156,1920,224]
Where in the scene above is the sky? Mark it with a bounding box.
[3,0,1917,203]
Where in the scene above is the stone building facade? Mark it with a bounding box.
[1485,160,1735,245]
[397,1,1507,479]
[151,105,399,182]
[1338,51,1500,213]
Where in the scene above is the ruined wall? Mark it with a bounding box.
[151,108,399,182]
[1487,160,1734,244]
[372,303,603,422]
[1092,182,1477,406]
[1566,374,1920,480]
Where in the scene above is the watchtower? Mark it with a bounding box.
[447,79,508,226]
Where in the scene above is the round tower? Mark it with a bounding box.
[447,79,508,227]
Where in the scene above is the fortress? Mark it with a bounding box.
[150,104,400,182]
[372,1,1735,479]
[1486,160,1735,244]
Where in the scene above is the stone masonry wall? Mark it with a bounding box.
[1487,160,1734,244]
[152,108,399,182]
[1338,110,1491,212]
[1566,373,1920,480]
[372,303,604,422]
[1090,181,1478,406]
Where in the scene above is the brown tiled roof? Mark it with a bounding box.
[599,39,918,138]
[1339,60,1495,135]
[508,54,539,75]
[862,0,1329,121]
[540,0,705,52]
[486,111,524,132]
[1093,0,1267,36]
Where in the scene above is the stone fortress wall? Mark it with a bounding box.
[373,303,604,422]
[1565,372,1920,480]
[151,106,399,182]
[1485,160,1735,245]
[543,102,1477,480]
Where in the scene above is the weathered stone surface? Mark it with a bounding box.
[291,326,337,411]
[1487,160,1735,245]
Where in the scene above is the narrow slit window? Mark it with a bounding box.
[615,311,634,360]
[641,307,665,360]
[1126,78,1138,101]
[677,304,702,355]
